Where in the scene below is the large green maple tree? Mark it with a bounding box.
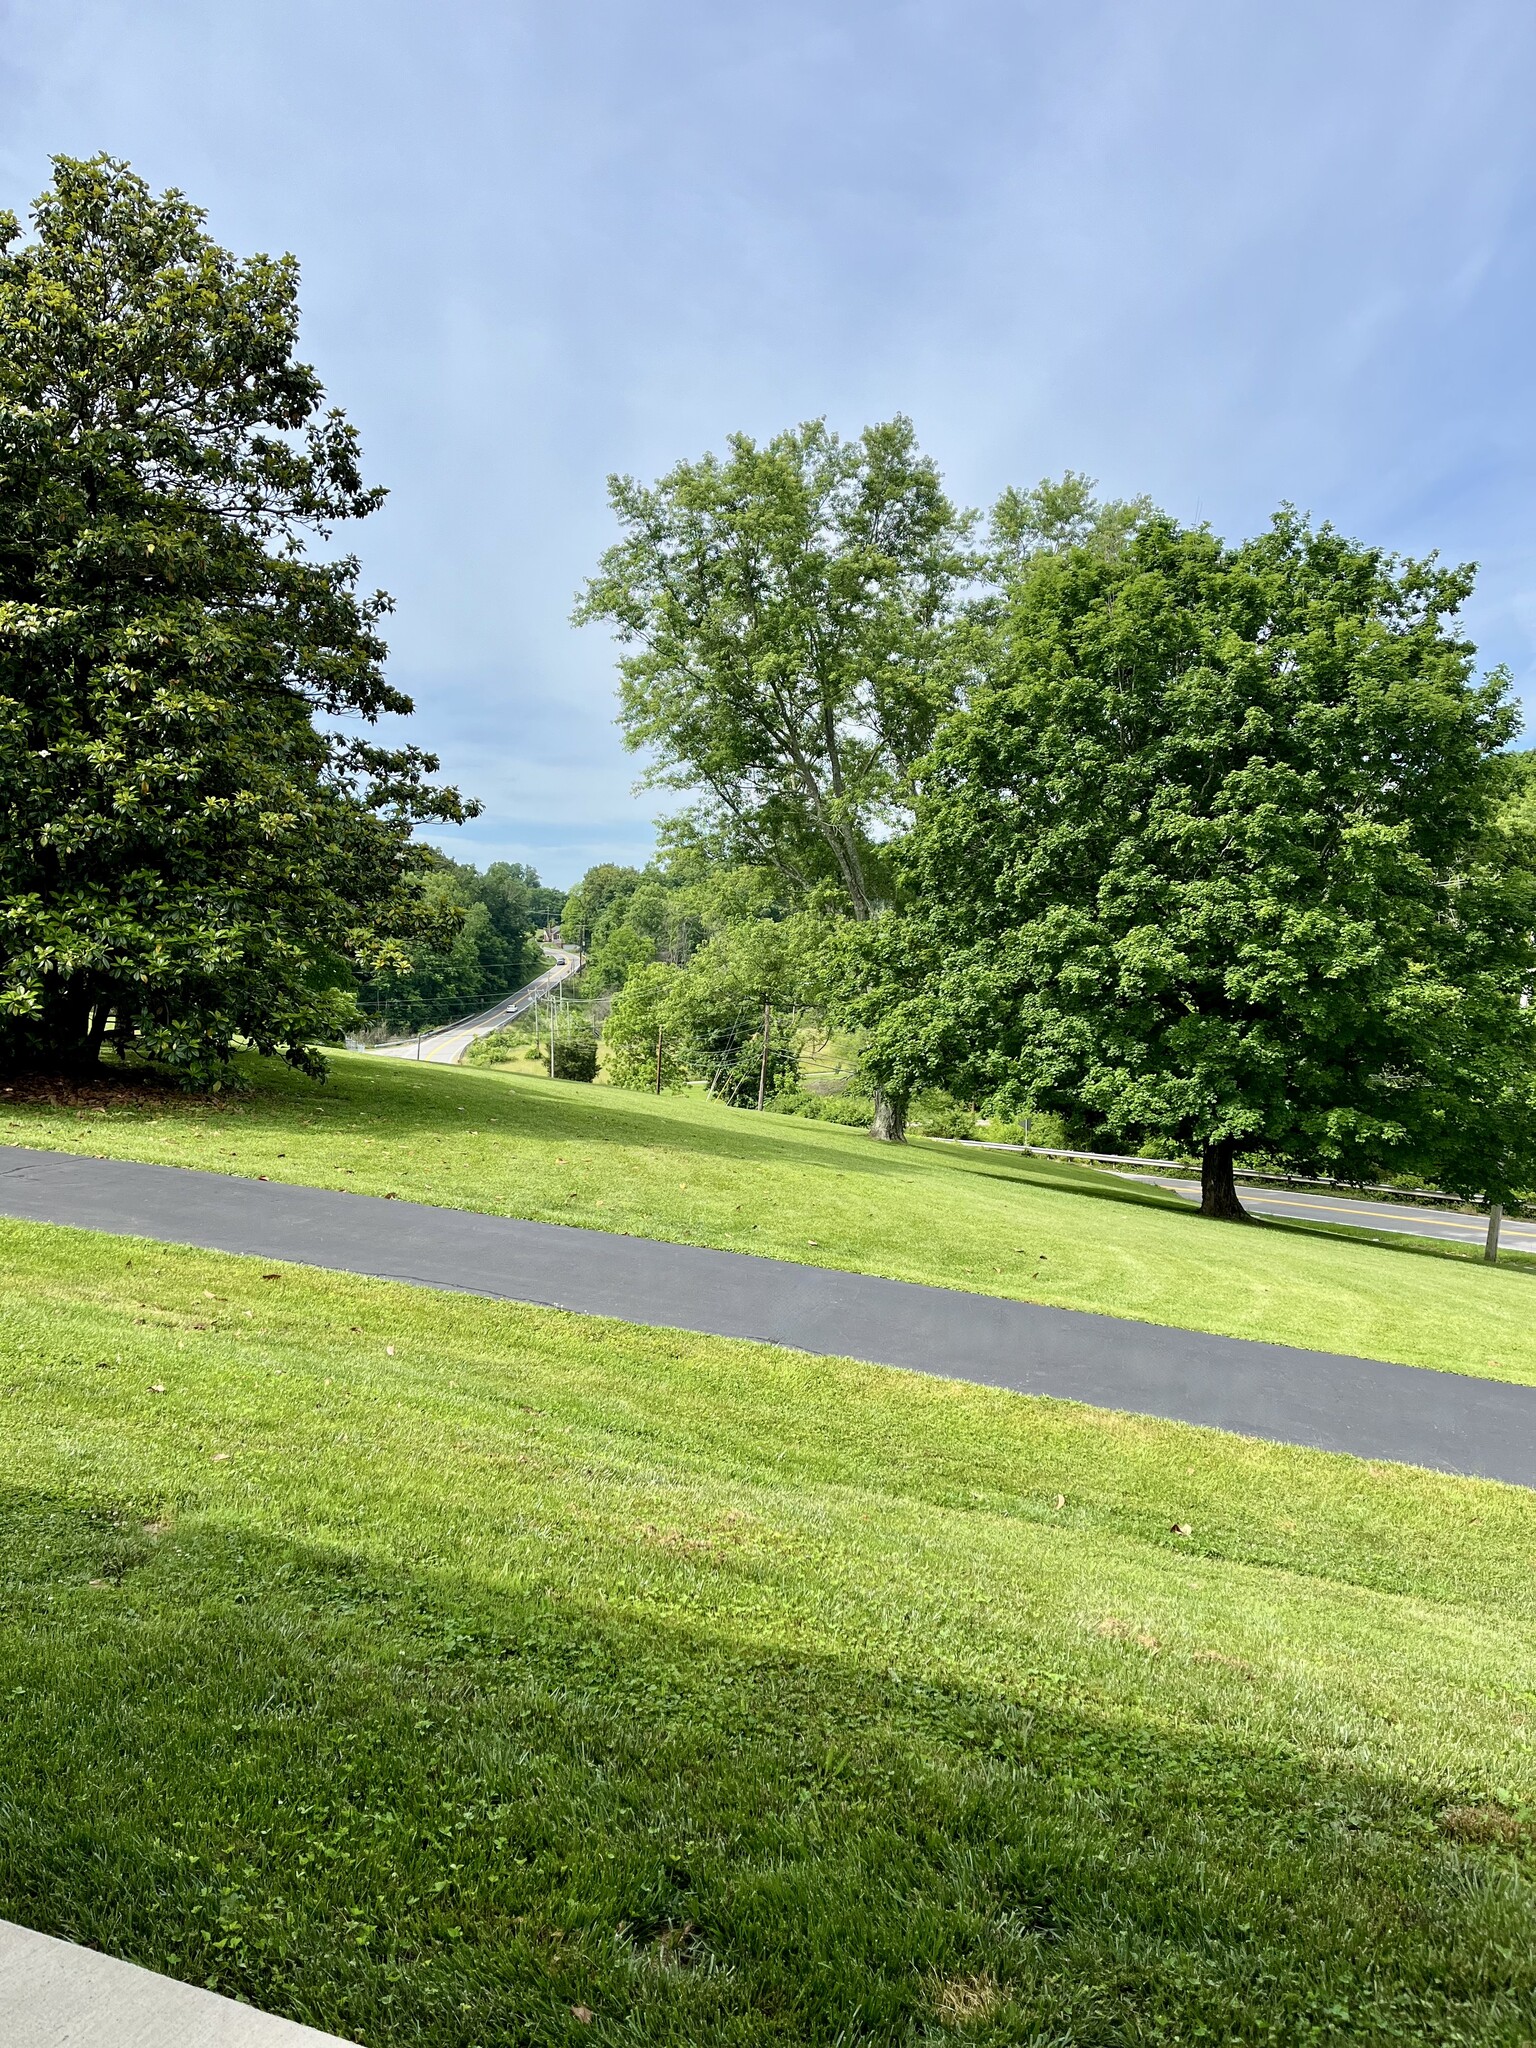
[0,156,471,1080]
[854,514,1536,1218]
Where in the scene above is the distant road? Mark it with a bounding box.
[1117,1171,1534,1255]
[367,949,584,1067]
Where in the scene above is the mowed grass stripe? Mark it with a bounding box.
[0,1220,1533,2042]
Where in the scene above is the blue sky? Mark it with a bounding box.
[4,0,1534,886]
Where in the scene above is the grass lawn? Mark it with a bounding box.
[4,1051,1534,1384]
[1,1218,1533,2043]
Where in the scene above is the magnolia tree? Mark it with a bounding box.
[848,513,1536,1219]
[0,157,470,1081]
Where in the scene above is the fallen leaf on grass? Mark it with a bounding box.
[1171,1523,1193,1536]
[149,1383,166,1394]
[571,2006,594,2024]
[211,1453,230,1463]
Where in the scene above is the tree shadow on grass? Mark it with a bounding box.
[942,1151,1536,1277]
[217,1056,987,1186]
[1247,1211,1536,1277]
[937,1155,1198,1215]
[0,1486,1531,2046]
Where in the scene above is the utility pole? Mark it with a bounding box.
[549,996,557,1079]
[654,1023,664,1094]
[757,997,771,1112]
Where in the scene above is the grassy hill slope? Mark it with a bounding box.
[1,1218,1532,2043]
[4,1052,1533,1383]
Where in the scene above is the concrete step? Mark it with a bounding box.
[0,1919,359,2047]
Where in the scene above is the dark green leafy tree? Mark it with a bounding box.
[602,914,819,1105]
[575,416,975,1137]
[559,863,643,959]
[852,513,1536,1218]
[0,156,470,1080]
[601,962,690,1091]
[494,862,565,933]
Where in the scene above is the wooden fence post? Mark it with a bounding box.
[1485,1202,1503,1265]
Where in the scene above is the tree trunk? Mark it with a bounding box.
[1199,1138,1249,1222]
[43,976,100,1073]
[82,999,111,1070]
[870,1085,908,1144]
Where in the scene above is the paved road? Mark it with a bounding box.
[0,1916,355,2044]
[1119,1171,1531,1254]
[366,949,584,1066]
[2,1147,1533,1488]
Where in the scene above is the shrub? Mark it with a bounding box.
[764,1083,819,1118]
[551,1029,599,1082]
[463,1025,532,1067]
[909,1089,976,1139]
[917,1104,978,1140]
[812,1092,876,1128]
[986,1111,1069,1149]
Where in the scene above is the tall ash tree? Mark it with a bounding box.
[851,512,1536,1217]
[576,417,974,1139]
[0,156,471,1081]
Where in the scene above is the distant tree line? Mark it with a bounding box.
[357,856,564,1036]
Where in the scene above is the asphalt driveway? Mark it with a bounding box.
[1,1144,1532,1488]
